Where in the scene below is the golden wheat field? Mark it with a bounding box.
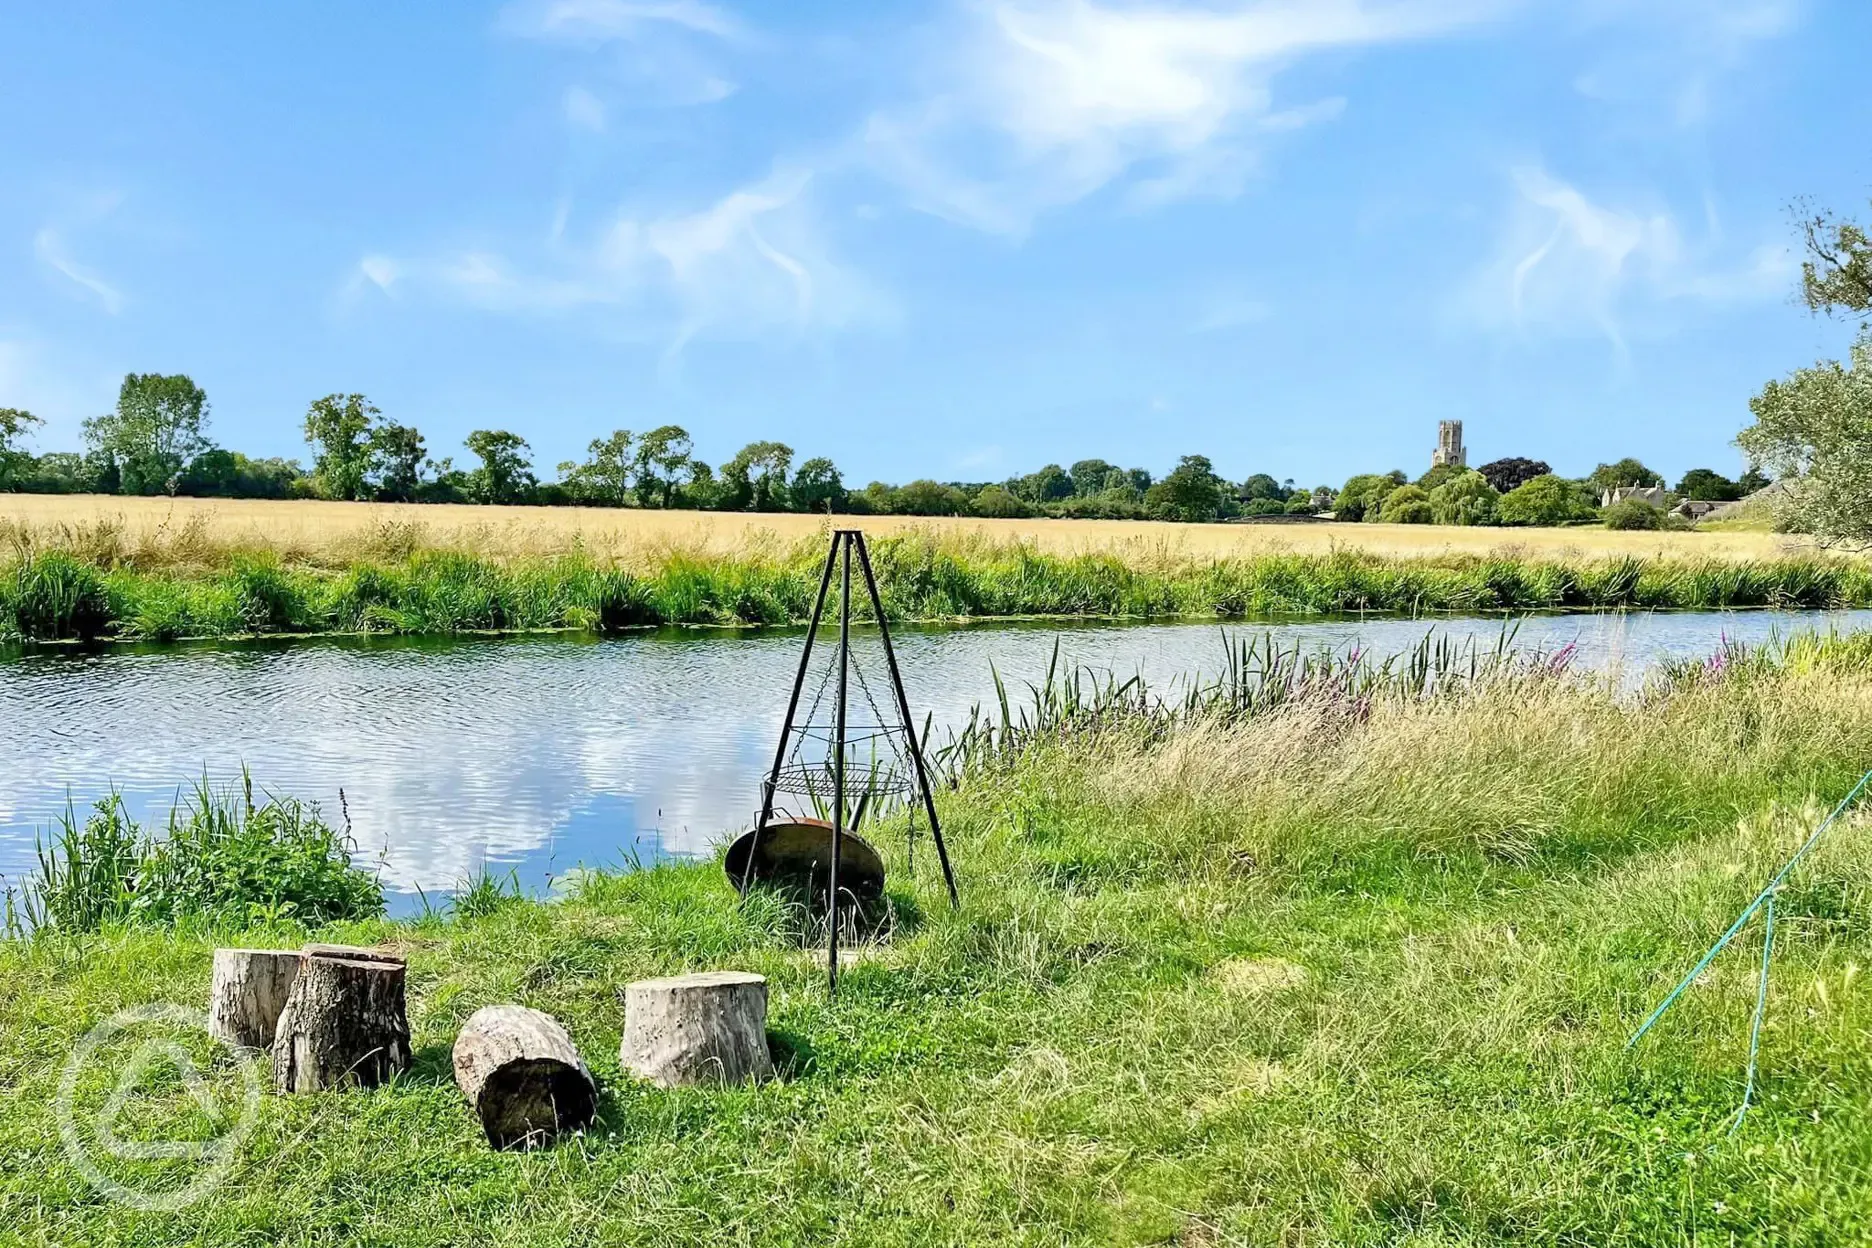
[0,492,1813,568]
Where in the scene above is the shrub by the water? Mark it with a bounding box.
[2,550,109,641]
[26,775,383,932]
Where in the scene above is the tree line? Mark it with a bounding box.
[0,382,1769,529]
[1328,456,1769,532]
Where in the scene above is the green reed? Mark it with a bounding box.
[23,772,384,933]
[932,626,1568,778]
[2,537,1869,644]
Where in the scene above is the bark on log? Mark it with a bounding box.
[621,971,773,1088]
[452,1005,597,1150]
[207,948,301,1050]
[301,943,405,966]
[271,954,412,1093]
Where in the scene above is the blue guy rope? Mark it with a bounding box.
[1627,766,1872,1131]
[1628,767,1872,1048]
[1728,893,1776,1136]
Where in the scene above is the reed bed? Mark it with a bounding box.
[20,774,382,934]
[5,633,1872,1242]
[3,531,1868,644]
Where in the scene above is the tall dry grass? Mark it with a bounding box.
[0,491,1822,567]
[949,629,1872,885]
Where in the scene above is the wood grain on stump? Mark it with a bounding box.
[452,1005,597,1150]
[271,953,412,1093]
[301,943,405,965]
[621,971,773,1088]
[207,948,301,1050]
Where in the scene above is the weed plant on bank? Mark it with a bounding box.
[20,774,382,933]
[5,634,1872,1242]
[3,526,1870,643]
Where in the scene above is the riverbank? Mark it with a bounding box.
[5,530,1869,643]
[6,636,1872,1243]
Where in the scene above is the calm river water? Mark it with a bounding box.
[4,608,1867,905]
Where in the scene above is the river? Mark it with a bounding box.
[4,608,1866,905]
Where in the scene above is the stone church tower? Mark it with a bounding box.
[1432,420,1466,469]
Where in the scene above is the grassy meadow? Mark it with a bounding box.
[5,634,1872,1243]
[1,496,1863,644]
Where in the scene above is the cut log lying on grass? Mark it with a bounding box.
[272,952,412,1093]
[621,971,773,1088]
[207,948,301,1050]
[452,1005,598,1150]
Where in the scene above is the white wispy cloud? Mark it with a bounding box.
[1571,0,1802,126]
[502,0,741,111]
[1461,164,1793,358]
[498,0,741,41]
[863,0,1500,235]
[355,249,612,313]
[352,168,891,353]
[33,227,126,314]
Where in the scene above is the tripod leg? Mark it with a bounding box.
[828,532,853,993]
[854,533,959,909]
[744,532,839,892]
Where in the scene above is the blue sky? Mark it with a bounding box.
[2,0,1867,489]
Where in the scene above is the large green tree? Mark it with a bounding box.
[303,393,382,501]
[1240,472,1290,502]
[1729,196,1872,544]
[372,423,427,502]
[464,430,536,505]
[791,456,844,513]
[1674,468,1743,502]
[83,374,212,495]
[1498,474,1596,526]
[558,430,634,506]
[632,425,695,508]
[1738,330,1872,546]
[1378,484,1432,523]
[1145,455,1230,522]
[1068,459,1122,496]
[1796,198,1872,318]
[1013,463,1074,505]
[721,441,794,511]
[1416,462,1464,492]
[1333,471,1406,522]
[0,407,41,491]
[1587,458,1664,495]
[1428,470,1500,526]
[1475,457,1550,494]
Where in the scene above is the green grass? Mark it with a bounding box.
[3,536,1870,643]
[6,636,1872,1242]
